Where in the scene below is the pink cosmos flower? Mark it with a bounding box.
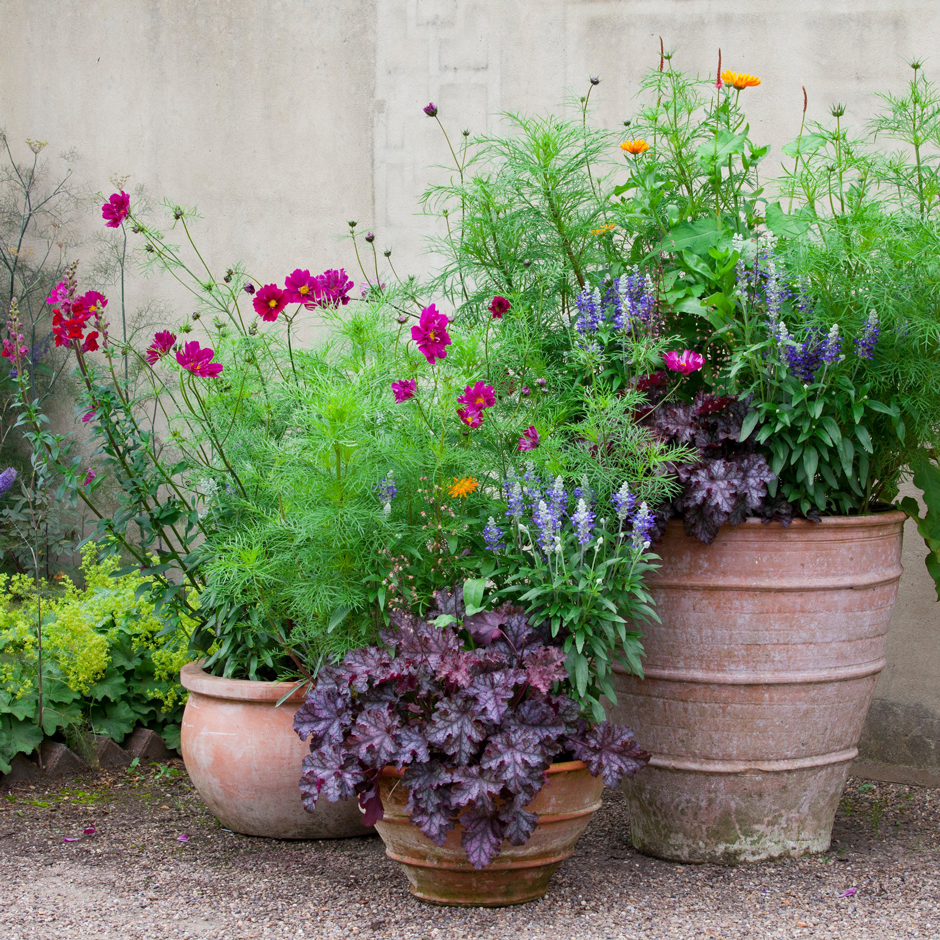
[457,381,496,411]
[489,296,511,319]
[663,349,705,375]
[457,407,483,429]
[518,426,540,451]
[391,379,417,403]
[314,269,354,309]
[423,103,438,117]
[411,304,451,365]
[284,269,320,305]
[102,191,130,228]
[146,330,177,364]
[254,284,288,322]
[176,340,223,377]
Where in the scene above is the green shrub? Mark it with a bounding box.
[0,543,193,773]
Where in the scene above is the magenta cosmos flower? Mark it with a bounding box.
[457,381,496,411]
[411,304,451,365]
[457,407,483,429]
[253,284,288,322]
[423,103,438,117]
[176,341,223,377]
[284,269,320,305]
[488,296,511,319]
[517,426,540,451]
[102,191,130,228]
[314,269,354,309]
[391,379,417,403]
[663,349,705,375]
[146,330,177,364]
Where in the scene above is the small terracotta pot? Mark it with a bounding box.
[180,662,371,839]
[611,512,905,864]
[373,760,603,906]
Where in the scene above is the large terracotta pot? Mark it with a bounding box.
[374,760,603,906]
[611,512,905,864]
[180,662,371,839]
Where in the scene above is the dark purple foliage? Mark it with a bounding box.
[294,599,649,870]
[644,391,782,544]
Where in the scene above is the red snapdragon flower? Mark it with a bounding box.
[391,379,417,403]
[102,191,130,228]
[82,332,100,353]
[411,304,451,365]
[52,290,106,347]
[176,341,223,377]
[663,350,705,375]
[457,407,483,429]
[517,426,540,451]
[488,296,511,319]
[46,281,70,306]
[254,284,288,322]
[284,269,320,305]
[457,381,496,411]
[146,330,177,364]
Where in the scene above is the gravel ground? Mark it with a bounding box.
[1,764,937,940]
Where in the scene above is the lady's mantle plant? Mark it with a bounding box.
[294,594,649,870]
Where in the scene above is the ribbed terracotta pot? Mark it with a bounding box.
[374,761,603,906]
[611,512,905,864]
[180,662,371,839]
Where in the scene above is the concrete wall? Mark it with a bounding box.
[1,0,938,781]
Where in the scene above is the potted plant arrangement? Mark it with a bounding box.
[294,591,648,905]
[415,56,940,863]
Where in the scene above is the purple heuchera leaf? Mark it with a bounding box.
[427,694,486,765]
[467,670,518,723]
[438,649,482,688]
[523,646,568,693]
[393,723,430,767]
[293,682,349,747]
[449,765,503,814]
[481,727,549,799]
[405,763,455,846]
[358,778,384,827]
[338,646,393,692]
[300,744,364,810]
[460,806,505,870]
[348,705,401,766]
[499,797,538,847]
[568,723,651,787]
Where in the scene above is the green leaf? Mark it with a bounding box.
[856,425,873,453]
[802,445,819,483]
[462,577,487,615]
[739,410,761,443]
[658,218,722,254]
[765,201,810,239]
[87,672,128,703]
[327,606,352,634]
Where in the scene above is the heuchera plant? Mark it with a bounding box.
[642,390,779,544]
[294,594,649,870]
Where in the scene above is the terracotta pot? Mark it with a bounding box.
[180,662,371,839]
[374,760,603,906]
[611,512,905,864]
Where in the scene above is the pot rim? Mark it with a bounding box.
[665,509,907,532]
[180,660,310,704]
[379,759,588,779]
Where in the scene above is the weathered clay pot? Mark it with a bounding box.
[611,512,905,864]
[180,662,371,839]
[374,760,603,906]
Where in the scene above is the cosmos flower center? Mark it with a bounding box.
[299,285,310,295]
[268,298,278,308]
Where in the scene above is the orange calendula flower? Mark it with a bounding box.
[620,139,650,155]
[448,477,480,498]
[721,70,761,90]
[592,223,616,236]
